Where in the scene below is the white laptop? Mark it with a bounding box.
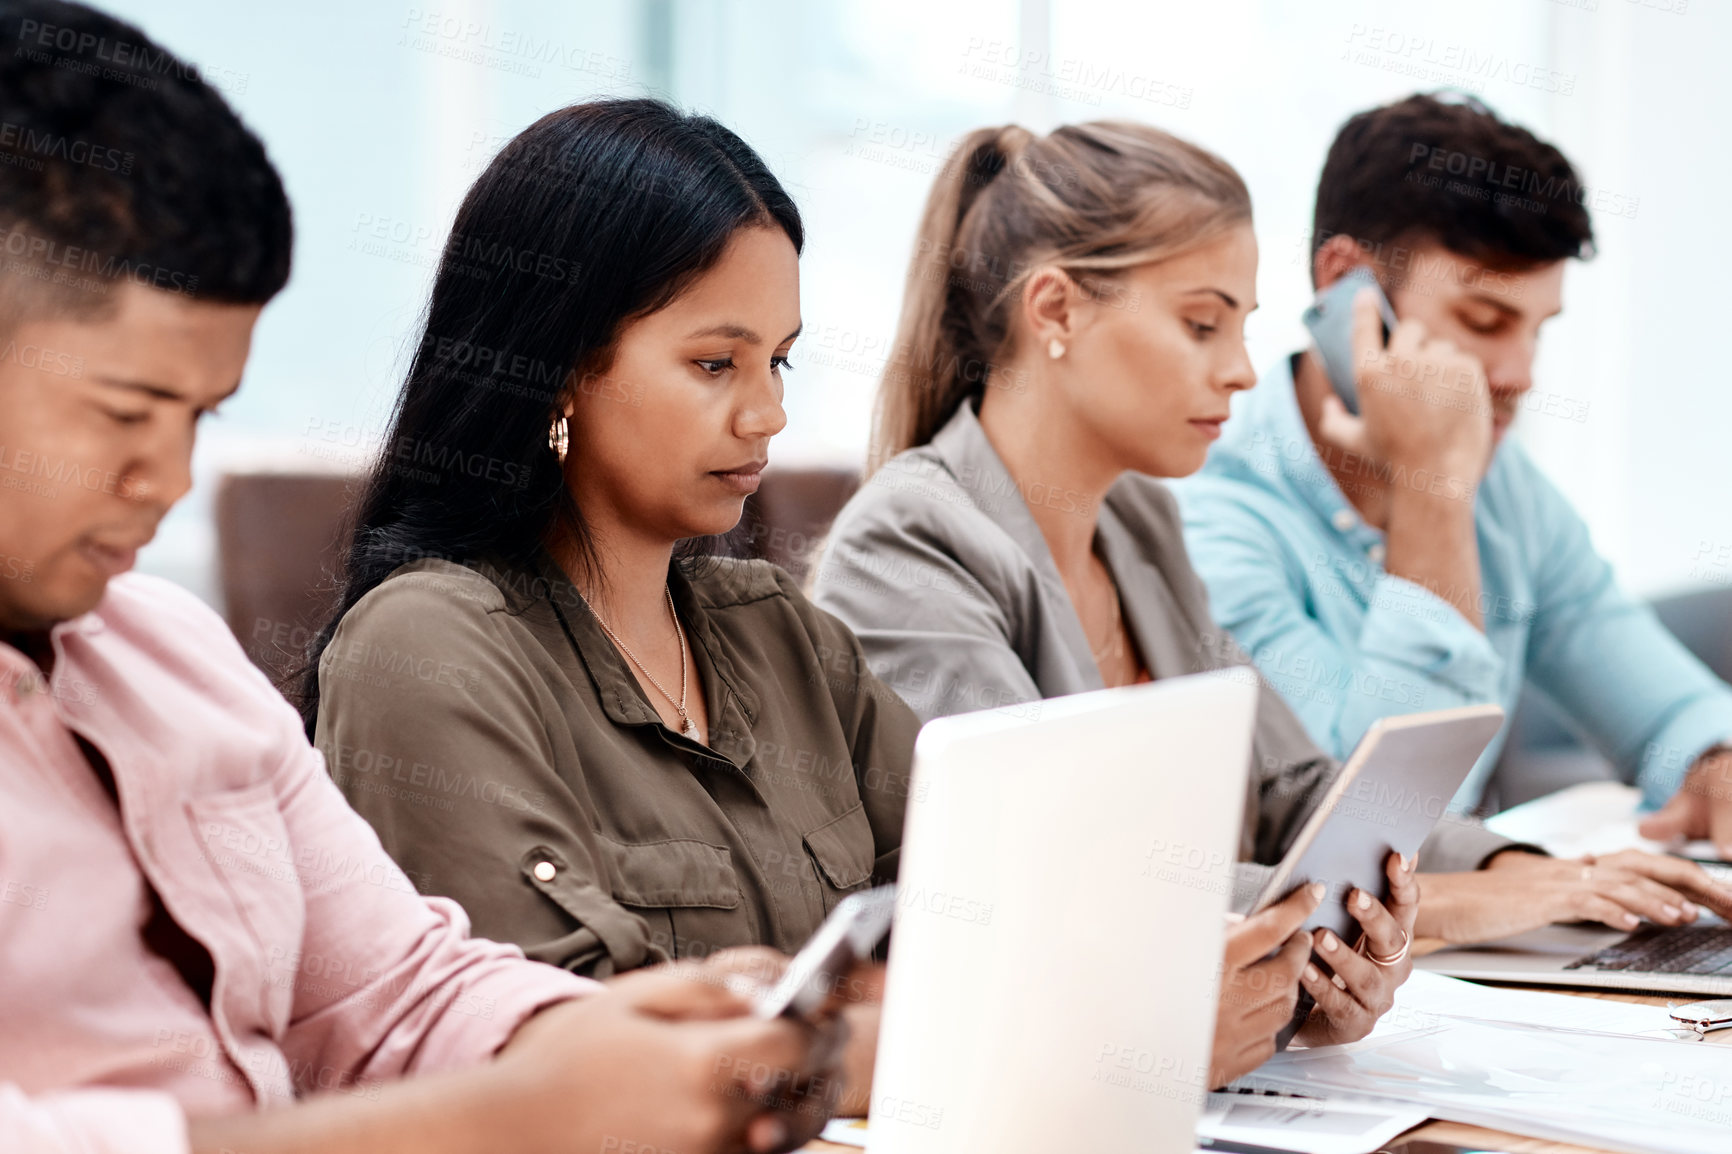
[868,671,1257,1154]
[1417,782,1732,996]
[1416,919,1732,996]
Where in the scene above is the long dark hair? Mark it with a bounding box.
[296,98,803,733]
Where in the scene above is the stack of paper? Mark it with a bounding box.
[1235,971,1728,1154]
[1485,780,1727,863]
[823,1097,1428,1154]
[1197,1094,1427,1154]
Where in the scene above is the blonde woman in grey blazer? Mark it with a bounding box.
[813,120,1561,1068]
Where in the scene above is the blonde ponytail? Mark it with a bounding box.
[869,120,1251,474]
[870,125,1031,473]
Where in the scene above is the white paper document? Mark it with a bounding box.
[1236,972,1732,1154]
[822,1096,1427,1154]
[1485,780,1728,864]
[820,1116,869,1147]
[1198,1093,1427,1154]
[1384,969,1676,1036]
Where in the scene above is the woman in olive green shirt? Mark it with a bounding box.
[304,100,915,977]
[304,99,1340,1093]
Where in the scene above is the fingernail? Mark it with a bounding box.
[1309,881,1327,901]
[1320,933,1338,953]
[1356,891,1371,911]
[1683,900,1699,918]
[1624,913,1640,928]
[1662,904,1682,921]
[1305,963,1321,982]
[1331,974,1347,991]
[1404,853,1417,872]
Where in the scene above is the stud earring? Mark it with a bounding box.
[1048,338,1065,360]
[548,414,570,463]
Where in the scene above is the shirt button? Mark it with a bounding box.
[532,861,557,882]
[1368,543,1387,565]
[1331,509,1358,533]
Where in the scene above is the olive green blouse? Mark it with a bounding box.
[313,553,916,977]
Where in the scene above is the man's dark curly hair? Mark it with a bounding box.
[0,0,291,319]
[1311,92,1594,281]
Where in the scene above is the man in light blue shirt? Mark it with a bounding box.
[1176,94,1732,852]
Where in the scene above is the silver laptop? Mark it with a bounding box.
[868,671,1257,1153]
[1418,912,1732,997]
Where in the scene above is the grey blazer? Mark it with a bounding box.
[813,403,1515,874]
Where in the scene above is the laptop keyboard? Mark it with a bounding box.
[1565,924,1732,975]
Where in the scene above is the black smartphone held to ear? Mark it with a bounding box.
[754,885,896,1023]
[1300,266,1398,415]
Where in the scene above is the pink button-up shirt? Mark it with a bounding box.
[0,573,598,1153]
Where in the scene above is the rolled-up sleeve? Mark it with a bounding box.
[0,1084,188,1154]
[314,577,660,979]
[277,705,596,1085]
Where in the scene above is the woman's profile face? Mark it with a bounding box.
[1061,224,1259,479]
[567,225,801,543]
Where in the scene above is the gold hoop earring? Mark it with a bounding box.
[548,414,570,463]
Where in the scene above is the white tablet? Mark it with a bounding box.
[1254,704,1505,941]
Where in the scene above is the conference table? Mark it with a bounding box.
[799,981,1731,1154]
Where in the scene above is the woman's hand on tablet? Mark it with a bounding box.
[1414,847,1732,944]
[1295,851,1418,1046]
[1209,881,1321,1088]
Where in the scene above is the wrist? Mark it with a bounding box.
[1385,474,1479,524]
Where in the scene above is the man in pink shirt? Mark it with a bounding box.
[0,3,835,1152]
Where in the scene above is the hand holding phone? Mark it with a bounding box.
[1302,269,1494,486]
[1301,266,1397,416]
[755,886,896,1023]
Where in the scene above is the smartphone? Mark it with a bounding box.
[1300,266,1399,415]
[754,885,896,1022]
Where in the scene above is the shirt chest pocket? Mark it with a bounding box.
[525,835,748,967]
[183,782,307,1039]
[803,801,876,913]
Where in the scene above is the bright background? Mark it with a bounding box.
[103,0,1730,605]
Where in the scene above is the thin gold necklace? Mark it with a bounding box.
[583,585,698,739]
